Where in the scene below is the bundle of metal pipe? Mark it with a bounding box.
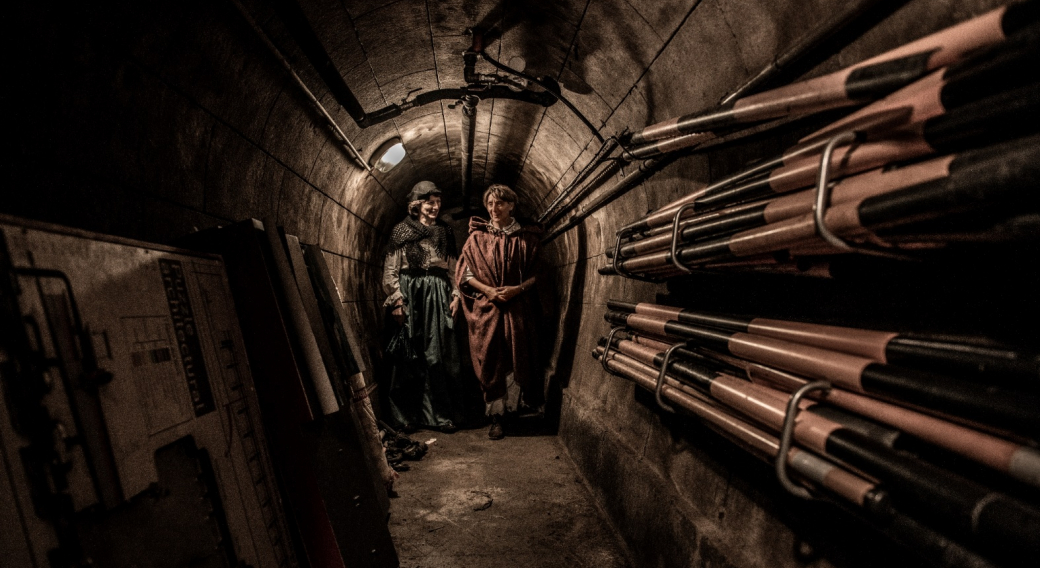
[618,28,1040,238]
[541,3,1040,245]
[604,309,1040,435]
[593,344,901,499]
[592,300,1040,564]
[604,124,1040,279]
[605,325,1040,483]
[627,1,1040,147]
[610,141,1005,260]
[599,21,1040,278]
[540,0,899,237]
[594,347,1005,568]
[607,301,1040,384]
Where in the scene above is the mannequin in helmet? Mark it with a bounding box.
[382,181,464,432]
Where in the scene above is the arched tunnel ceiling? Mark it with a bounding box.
[4,0,997,254]
[250,0,716,214]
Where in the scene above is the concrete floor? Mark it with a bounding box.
[386,420,633,568]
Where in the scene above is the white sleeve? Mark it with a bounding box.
[382,248,404,307]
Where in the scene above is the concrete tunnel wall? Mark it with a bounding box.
[1,0,1015,567]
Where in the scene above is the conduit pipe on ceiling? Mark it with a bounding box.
[544,127,720,227]
[461,29,605,146]
[536,136,618,224]
[268,2,557,137]
[542,154,676,245]
[231,0,371,170]
[548,112,831,244]
[541,156,622,229]
[541,0,896,240]
[460,95,479,210]
[462,32,500,87]
[478,50,605,145]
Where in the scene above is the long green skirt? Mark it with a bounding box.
[385,272,463,429]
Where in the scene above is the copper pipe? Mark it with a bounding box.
[630,2,1038,144]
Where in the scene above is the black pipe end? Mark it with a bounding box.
[607,299,639,313]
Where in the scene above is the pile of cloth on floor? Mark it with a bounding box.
[379,420,427,472]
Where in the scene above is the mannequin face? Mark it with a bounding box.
[419,195,441,225]
[485,195,515,227]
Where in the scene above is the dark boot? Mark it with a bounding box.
[488,414,504,440]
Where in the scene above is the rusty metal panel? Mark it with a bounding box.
[180,219,401,568]
[0,214,295,567]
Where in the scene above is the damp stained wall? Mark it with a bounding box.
[0,1,1018,567]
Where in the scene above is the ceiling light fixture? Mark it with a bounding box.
[372,137,406,172]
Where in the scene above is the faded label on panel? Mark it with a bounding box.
[123,316,193,434]
[158,259,215,417]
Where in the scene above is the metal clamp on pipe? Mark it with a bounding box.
[669,203,698,274]
[601,326,626,376]
[775,381,832,500]
[653,343,685,414]
[813,131,914,262]
[611,233,661,282]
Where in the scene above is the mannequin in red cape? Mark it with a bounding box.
[456,184,544,440]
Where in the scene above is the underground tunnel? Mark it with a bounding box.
[2,0,1039,566]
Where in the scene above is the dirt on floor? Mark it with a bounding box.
[386,417,634,568]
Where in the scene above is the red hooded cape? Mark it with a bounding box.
[456,217,544,406]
